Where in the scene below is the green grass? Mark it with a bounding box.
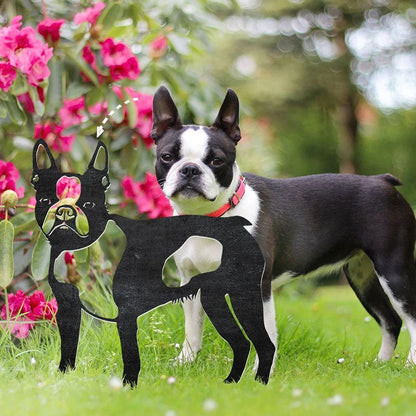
[2,285,416,415]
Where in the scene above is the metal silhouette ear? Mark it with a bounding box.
[85,140,110,189]
[32,139,59,188]
[32,139,58,172]
[151,86,182,142]
[87,141,109,173]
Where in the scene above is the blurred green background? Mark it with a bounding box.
[202,0,416,206]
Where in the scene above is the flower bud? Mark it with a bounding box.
[1,189,18,209]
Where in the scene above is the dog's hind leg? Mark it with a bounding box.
[228,292,276,384]
[344,255,402,361]
[200,292,251,383]
[373,262,416,364]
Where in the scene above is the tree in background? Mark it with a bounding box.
[207,0,416,182]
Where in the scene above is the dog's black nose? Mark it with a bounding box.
[56,205,76,222]
[180,163,201,179]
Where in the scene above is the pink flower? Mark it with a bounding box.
[122,173,173,219]
[0,160,25,198]
[150,35,168,58]
[0,61,17,92]
[56,176,81,200]
[110,56,140,81]
[29,291,57,322]
[101,38,131,66]
[0,15,53,87]
[74,2,105,26]
[88,100,107,116]
[81,44,104,83]
[34,121,75,153]
[64,252,75,265]
[1,290,57,338]
[58,97,86,129]
[37,18,65,44]
[1,290,34,338]
[100,38,140,81]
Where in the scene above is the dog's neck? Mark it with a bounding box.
[171,163,242,216]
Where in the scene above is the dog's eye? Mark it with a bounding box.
[83,201,96,209]
[39,198,52,206]
[161,153,173,163]
[210,157,224,167]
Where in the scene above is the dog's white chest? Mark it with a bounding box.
[173,183,261,279]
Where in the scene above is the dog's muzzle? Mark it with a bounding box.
[42,203,89,238]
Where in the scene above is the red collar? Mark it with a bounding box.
[206,176,246,217]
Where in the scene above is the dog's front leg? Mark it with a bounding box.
[48,250,82,372]
[117,315,140,387]
[176,260,205,364]
[179,293,205,364]
[54,283,82,372]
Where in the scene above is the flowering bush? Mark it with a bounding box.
[1,290,57,338]
[0,160,24,199]
[0,16,53,89]
[0,0,222,336]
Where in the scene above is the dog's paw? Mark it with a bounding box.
[177,343,199,365]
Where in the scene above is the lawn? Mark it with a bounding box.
[1,284,416,416]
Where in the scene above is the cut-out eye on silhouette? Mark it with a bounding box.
[39,198,52,206]
[83,201,96,209]
[161,153,173,163]
[210,157,224,167]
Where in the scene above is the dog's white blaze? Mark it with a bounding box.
[180,127,209,161]
[377,274,416,364]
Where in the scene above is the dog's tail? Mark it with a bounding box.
[80,304,117,323]
[377,173,402,187]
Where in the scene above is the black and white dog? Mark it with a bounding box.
[151,86,416,369]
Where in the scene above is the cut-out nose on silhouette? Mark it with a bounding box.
[56,205,76,222]
[180,163,201,179]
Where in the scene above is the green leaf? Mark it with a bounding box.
[168,33,191,55]
[74,247,90,277]
[122,88,137,129]
[31,231,51,281]
[64,47,100,87]
[66,82,92,99]
[0,99,7,118]
[45,57,63,116]
[100,3,123,31]
[9,74,28,96]
[75,214,89,235]
[0,220,14,288]
[106,88,123,123]
[28,84,45,116]
[86,86,105,107]
[10,211,36,235]
[6,95,27,126]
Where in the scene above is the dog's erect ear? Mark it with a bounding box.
[151,86,182,142]
[32,139,58,171]
[212,89,241,144]
[86,141,110,189]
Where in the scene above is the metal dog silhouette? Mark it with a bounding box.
[31,139,274,386]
